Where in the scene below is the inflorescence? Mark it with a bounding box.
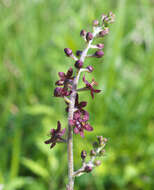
[45,11,115,181]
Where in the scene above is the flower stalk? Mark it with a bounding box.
[44,12,115,190]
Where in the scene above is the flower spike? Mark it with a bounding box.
[45,12,115,189]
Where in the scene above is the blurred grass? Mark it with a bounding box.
[0,0,154,189]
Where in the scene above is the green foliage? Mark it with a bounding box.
[0,0,154,189]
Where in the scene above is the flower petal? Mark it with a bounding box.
[90,90,94,99]
[84,124,93,131]
[79,101,87,108]
[50,142,56,149]
[93,89,101,93]
[44,138,52,144]
[60,128,66,136]
[83,75,89,86]
[80,131,84,137]
[55,80,64,86]
[69,120,75,126]
[66,67,73,77]
[58,72,65,78]
[57,121,61,131]
[75,93,79,106]
[82,110,89,121]
[74,111,81,120]
[50,128,55,134]
[74,127,79,134]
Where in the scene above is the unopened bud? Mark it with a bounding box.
[81,150,87,160]
[96,43,104,49]
[94,160,101,166]
[75,60,83,69]
[80,29,86,37]
[103,138,108,143]
[109,12,115,23]
[99,149,105,156]
[99,28,109,37]
[64,48,73,56]
[94,50,104,58]
[93,141,99,148]
[76,50,82,57]
[54,87,61,97]
[101,14,107,22]
[104,16,109,23]
[86,66,94,73]
[90,150,96,156]
[97,136,103,145]
[93,20,99,26]
[86,32,93,41]
[84,165,93,173]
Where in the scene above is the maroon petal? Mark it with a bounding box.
[58,72,65,78]
[75,94,79,106]
[60,128,66,136]
[84,124,93,131]
[82,110,89,121]
[93,89,101,93]
[50,128,55,134]
[83,75,89,86]
[44,138,52,144]
[54,87,63,97]
[74,111,81,120]
[55,80,64,86]
[90,90,94,99]
[57,121,61,132]
[66,67,73,78]
[78,101,87,108]
[80,131,84,137]
[74,127,79,134]
[69,120,75,126]
[50,142,56,149]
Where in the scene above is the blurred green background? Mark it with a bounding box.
[0,0,154,189]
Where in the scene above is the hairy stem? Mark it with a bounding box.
[67,91,76,190]
[67,27,102,190]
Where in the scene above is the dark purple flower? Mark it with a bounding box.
[54,87,71,97]
[64,48,73,56]
[86,32,93,41]
[55,67,73,86]
[83,75,101,99]
[44,121,66,149]
[69,109,93,137]
[75,60,83,69]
